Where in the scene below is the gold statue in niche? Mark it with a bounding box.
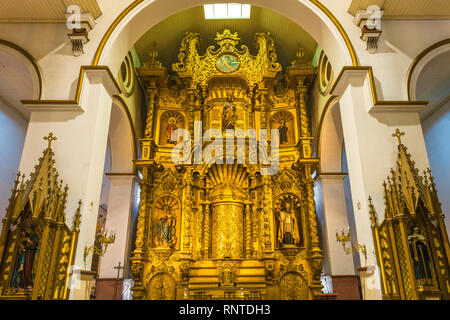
[270,111,295,146]
[153,196,179,249]
[275,194,302,247]
[222,94,237,130]
[277,202,299,246]
[133,30,324,300]
[278,120,289,145]
[166,118,178,144]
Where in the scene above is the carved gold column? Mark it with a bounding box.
[195,204,204,260]
[181,169,194,258]
[138,45,167,140]
[203,202,211,258]
[261,176,274,257]
[145,80,158,138]
[245,203,252,258]
[259,88,269,130]
[186,85,199,136]
[296,80,313,159]
[287,47,315,158]
[304,166,324,297]
[130,161,161,300]
[130,167,150,300]
[287,48,323,297]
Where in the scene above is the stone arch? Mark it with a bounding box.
[408,39,450,235]
[407,39,450,102]
[0,40,42,218]
[0,39,42,115]
[317,97,343,172]
[110,97,137,173]
[92,0,358,75]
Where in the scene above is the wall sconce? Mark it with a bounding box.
[336,229,367,266]
[84,229,116,267]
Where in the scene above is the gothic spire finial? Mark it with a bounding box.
[44,132,57,149]
[392,128,405,145]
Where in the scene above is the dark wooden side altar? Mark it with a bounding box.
[0,134,81,300]
[369,130,450,300]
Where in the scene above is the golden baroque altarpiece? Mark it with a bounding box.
[131,30,324,300]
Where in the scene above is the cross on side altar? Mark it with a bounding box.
[392,128,405,145]
[114,261,124,279]
[44,132,57,148]
[113,262,125,300]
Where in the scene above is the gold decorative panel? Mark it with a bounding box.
[211,203,244,259]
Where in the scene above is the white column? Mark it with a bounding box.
[98,174,135,278]
[19,68,120,299]
[331,69,429,299]
[318,174,356,276]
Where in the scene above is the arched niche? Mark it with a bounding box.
[317,99,343,172]
[157,110,185,146]
[151,195,181,249]
[274,193,303,247]
[270,111,296,146]
[93,0,357,76]
[409,40,450,235]
[109,97,137,173]
[0,40,42,118]
[0,40,42,219]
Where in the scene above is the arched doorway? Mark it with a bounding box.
[408,40,450,235]
[92,0,357,74]
[0,40,41,218]
[92,97,139,300]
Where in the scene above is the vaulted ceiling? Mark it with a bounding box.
[349,0,450,18]
[134,6,319,73]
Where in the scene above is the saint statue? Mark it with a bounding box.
[12,228,39,289]
[156,206,177,248]
[408,227,433,285]
[277,202,300,246]
[278,120,289,145]
[166,118,178,144]
[223,94,236,130]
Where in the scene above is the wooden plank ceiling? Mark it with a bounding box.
[0,0,102,22]
[348,0,450,18]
